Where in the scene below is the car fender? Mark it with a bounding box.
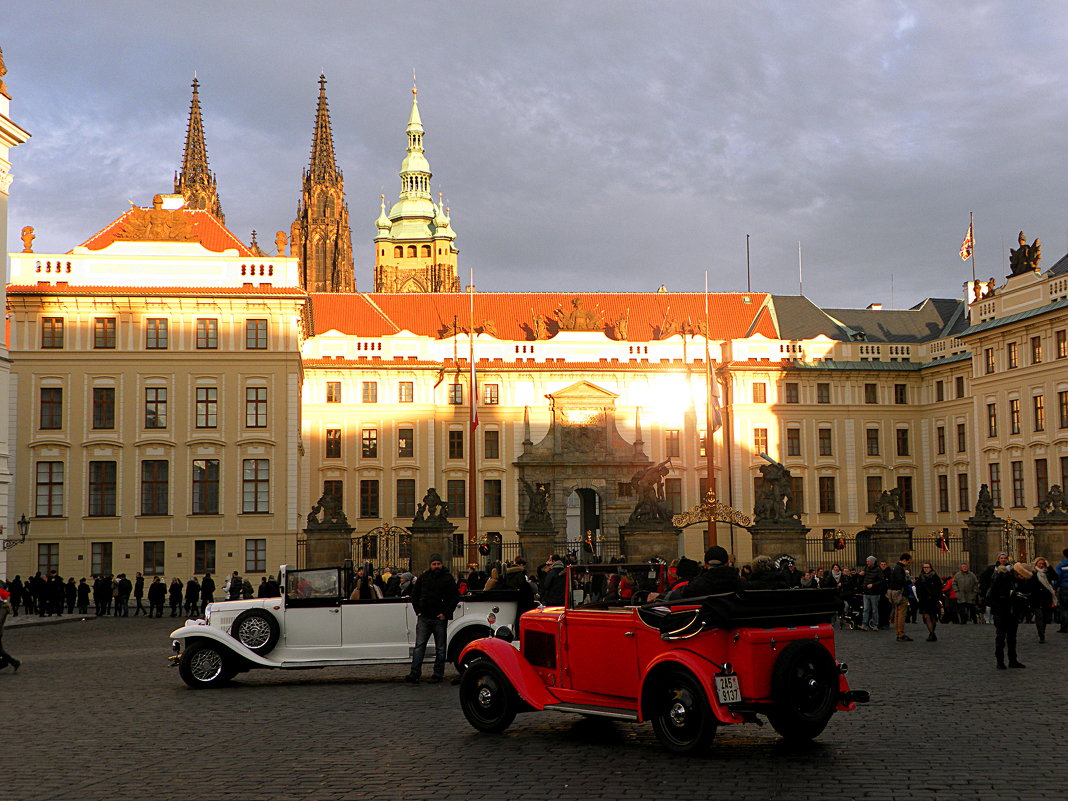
[639,649,745,725]
[170,623,279,668]
[458,637,558,710]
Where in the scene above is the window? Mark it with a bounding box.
[1033,395,1045,432]
[989,463,1002,508]
[955,376,965,398]
[447,480,466,517]
[957,473,969,512]
[1057,330,1067,359]
[91,542,113,576]
[895,428,910,457]
[41,317,64,349]
[1060,390,1068,429]
[448,430,464,459]
[143,541,165,576]
[35,461,64,517]
[1011,461,1024,507]
[145,318,168,349]
[786,428,801,457]
[752,382,767,403]
[699,430,707,458]
[864,383,878,404]
[1009,398,1020,435]
[866,475,883,513]
[326,428,342,458]
[396,479,416,518]
[359,480,379,518]
[787,476,804,516]
[818,476,836,513]
[196,318,218,349]
[816,383,830,404]
[94,317,116,349]
[984,348,995,374]
[92,387,115,429]
[245,539,267,573]
[40,387,62,429]
[361,428,378,458]
[140,460,169,516]
[753,428,768,455]
[1031,336,1043,365]
[483,383,499,405]
[245,387,267,428]
[145,387,167,429]
[894,384,907,405]
[866,428,880,456]
[245,319,268,349]
[818,428,832,456]
[88,461,117,517]
[956,423,967,453]
[937,475,949,513]
[192,459,220,515]
[323,480,343,504]
[784,383,799,403]
[398,382,414,403]
[194,540,216,573]
[326,382,341,403]
[361,382,378,403]
[1006,342,1018,369]
[1062,456,1068,497]
[484,429,500,460]
[987,403,997,437]
[618,481,634,499]
[1035,458,1049,503]
[898,477,915,513]
[936,426,946,455]
[398,427,414,458]
[448,383,463,405]
[38,543,59,575]
[195,387,217,429]
[935,380,945,402]
[242,459,269,513]
[484,479,503,517]
[666,429,681,458]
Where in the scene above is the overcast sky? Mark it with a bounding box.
[4,1,1067,309]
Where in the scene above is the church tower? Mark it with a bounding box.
[373,84,459,293]
[174,77,224,221]
[291,74,355,293]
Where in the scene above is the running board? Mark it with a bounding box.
[544,702,638,721]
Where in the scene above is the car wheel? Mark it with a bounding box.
[178,642,232,689]
[448,626,490,672]
[230,609,280,655]
[766,639,838,742]
[459,661,518,733]
[650,669,717,755]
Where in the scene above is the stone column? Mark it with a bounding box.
[858,524,913,566]
[516,526,558,564]
[409,522,458,572]
[964,517,1005,570]
[618,523,682,562]
[303,526,354,569]
[1030,516,1068,563]
[747,522,811,568]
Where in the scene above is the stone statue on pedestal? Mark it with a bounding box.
[1036,484,1068,519]
[974,483,996,520]
[413,487,449,525]
[307,492,348,529]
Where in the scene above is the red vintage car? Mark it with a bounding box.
[457,563,868,754]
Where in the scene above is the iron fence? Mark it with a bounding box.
[803,532,969,577]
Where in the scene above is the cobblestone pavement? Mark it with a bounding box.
[2,615,1065,801]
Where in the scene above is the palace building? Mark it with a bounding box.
[4,77,1068,582]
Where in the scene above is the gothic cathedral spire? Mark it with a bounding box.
[373,83,459,293]
[291,74,355,293]
[174,76,224,221]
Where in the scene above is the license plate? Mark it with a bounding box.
[714,674,740,704]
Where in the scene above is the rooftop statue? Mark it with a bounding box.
[555,298,604,332]
[0,47,8,99]
[1008,230,1041,275]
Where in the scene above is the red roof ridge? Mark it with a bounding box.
[72,206,254,257]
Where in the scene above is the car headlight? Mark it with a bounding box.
[172,639,181,654]
[494,626,514,642]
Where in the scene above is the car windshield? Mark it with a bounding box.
[285,568,339,600]
[567,564,665,610]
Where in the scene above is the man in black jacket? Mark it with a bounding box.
[540,557,566,606]
[405,554,460,684]
[132,573,146,616]
[859,556,885,631]
[682,546,741,597]
[200,572,215,615]
[889,553,913,641]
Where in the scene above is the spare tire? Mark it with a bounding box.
[230,608,280,655]
[766,639,838,742]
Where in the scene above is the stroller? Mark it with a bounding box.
[837,588,864,630]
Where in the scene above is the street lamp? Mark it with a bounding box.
[2,513,30,550]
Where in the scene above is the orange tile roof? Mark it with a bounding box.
[7,285,307,298]
[74,208,254,256]
[309,292,777,341]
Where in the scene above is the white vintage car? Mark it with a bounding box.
[169,565,519,688]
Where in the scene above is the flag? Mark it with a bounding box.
[709,369,723,433]
[433,364,446,388]
[959,224,973,261]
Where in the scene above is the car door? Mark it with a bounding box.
[563,607,640,700]
[341,597,411,659]
[283,568,342,648]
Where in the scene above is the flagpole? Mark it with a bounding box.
[704,271,717,549]
[745,234,751,293]
[467,269,478,564]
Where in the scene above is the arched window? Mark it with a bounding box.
[394,246,403,258]
[407,245,417,257]
[315,238,328,285]
[421,244,431,257]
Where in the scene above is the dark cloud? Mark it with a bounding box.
[4,1,1067,308]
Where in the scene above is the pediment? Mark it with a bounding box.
[546,381,619,403]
